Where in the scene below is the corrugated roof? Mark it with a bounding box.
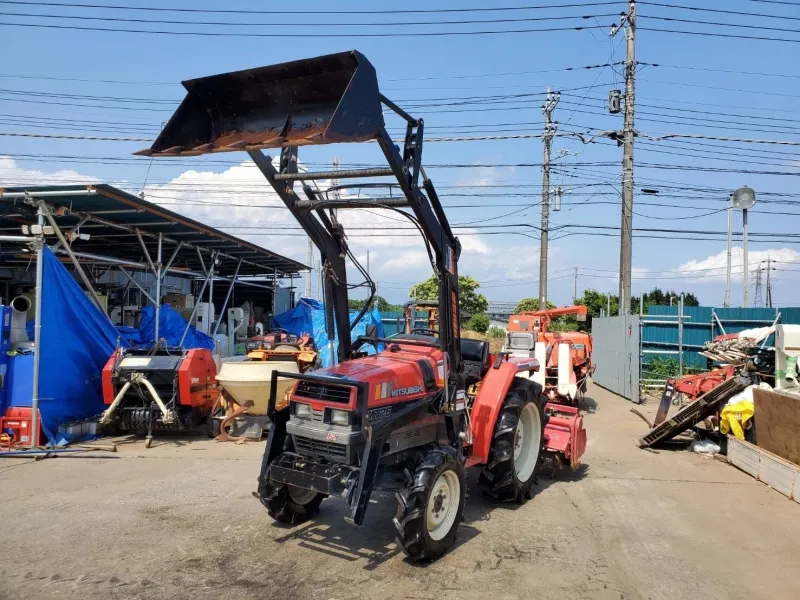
[0,183,307,279]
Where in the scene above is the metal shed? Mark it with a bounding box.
[0,183,307,446]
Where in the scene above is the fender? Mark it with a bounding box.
[468,359,529,466]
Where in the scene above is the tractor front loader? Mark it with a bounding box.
[139,50,586,560]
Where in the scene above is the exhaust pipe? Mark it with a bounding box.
[136,50,384,157]
[10,295,31,343]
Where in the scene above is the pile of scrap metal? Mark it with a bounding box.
[637,324,800,449]
[700,325,775,365]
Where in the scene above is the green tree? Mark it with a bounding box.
[348,295,403,312]
[631,287,700,312]
[575,289,618,318]
[514,298,555,313]
[486,325,507,339]
[466,313,490,334]
[409,274,488,316]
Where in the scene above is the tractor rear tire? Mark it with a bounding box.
[479,377,544,502]
[393,445,466,561]
[263,484,325,525]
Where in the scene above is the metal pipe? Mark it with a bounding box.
[52,215,90,252]
[135,229,156,274]
[41,203,110,320]
[272,267,277,317]
[712,311,727,335]
[273,167,394,181]
[162,241,183,275]
[179,266,214,346]
[155,233,162,343]
[0,189,97,199]
[48,249,273,290]
[100,381,132,424]
[207,252,215,331]
[212,259,242,337]
[0,449,88,456]
[118,268,155,304]
[743,207,750,307]
[725,200,732,307]
[294,197,409,209]
[136,375,174,423]
[195,246,207,275]
[678,294,684,378]
[30,207,45,448]
[0,235,37,243]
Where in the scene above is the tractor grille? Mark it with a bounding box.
[293,436,347,460]
[311,408,324,422]
[294,380,352,404]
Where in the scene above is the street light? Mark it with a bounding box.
[726,186,756,307]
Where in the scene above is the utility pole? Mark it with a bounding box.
[617,0,636,315]
[538,88,559,310]
[573,267,578,304]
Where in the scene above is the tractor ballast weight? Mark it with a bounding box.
[137,51,384,156]
[140,51,586,561]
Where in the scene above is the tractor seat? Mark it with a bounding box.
[461,338,490,381]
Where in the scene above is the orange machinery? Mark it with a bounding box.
[403,299,438,335]
[505,305,593,404]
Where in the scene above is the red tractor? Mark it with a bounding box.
[140,50,586,560]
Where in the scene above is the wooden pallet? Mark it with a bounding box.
[638,376,751,448]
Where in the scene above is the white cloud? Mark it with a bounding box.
[0,156,560,301]
[678,247,800,282]
[0,155,101,186]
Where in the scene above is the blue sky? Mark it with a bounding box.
[1,0,799,307]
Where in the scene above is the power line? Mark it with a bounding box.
[640,26,800,45]
[638,61,800,81]
[645,15,800,35]
[0,1,621,15]
[0,9,619,28]
[0,20,608,38]
[645,2,800,22]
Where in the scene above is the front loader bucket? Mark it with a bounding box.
[137,50,384,157]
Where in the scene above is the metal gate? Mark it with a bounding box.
[591,315,640,401]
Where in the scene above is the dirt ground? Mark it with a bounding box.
[1,383,799,600]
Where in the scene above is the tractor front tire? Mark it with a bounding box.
[263,484,325,525]
[479,378,544,502]
[393,445,466,561]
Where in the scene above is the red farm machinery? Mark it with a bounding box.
[139,50,586,560]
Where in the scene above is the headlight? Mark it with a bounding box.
[294,403,312,418]
[329,409,350,426]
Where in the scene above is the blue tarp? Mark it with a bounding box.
[120,305,214,350]
[9,247,120,444]
[272,297,385,367]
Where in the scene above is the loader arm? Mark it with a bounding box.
[138,50,463,384]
